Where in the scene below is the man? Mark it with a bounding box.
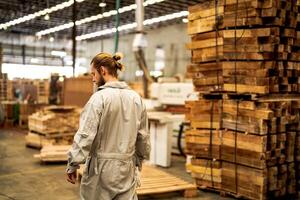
[66,52,150,200]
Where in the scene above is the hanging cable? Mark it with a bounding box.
[114,0,121,53]
[100,0,106,52]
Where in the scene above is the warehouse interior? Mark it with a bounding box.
[0,0,300,200]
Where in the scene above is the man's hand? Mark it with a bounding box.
[66,170,77,184]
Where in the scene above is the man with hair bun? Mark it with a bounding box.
[66,52,150,200]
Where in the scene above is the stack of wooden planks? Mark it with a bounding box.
[185,0,300,199]
[187,0,300,94]
[34,79,49,104]
[185,95,300,199]
[0,73,8,101]
[26,106,80,148]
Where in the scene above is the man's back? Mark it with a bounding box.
[96,82,143,155]
[67,81,150,200]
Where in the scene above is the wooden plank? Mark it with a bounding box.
[223,84,269,94]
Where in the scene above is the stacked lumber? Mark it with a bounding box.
[26,106,80,148]
[185,0,300,199]
[28,106,80,134]
[185,96,300,199]
[34,79,49,104]
[6,80,13,100]
[0,73,8,101]
[187,0,300,94]
[34,145,70,162]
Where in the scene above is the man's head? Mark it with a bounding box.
[90,52,124,87]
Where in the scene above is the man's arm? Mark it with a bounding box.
[135,102,150,171]
[66,94,103,176]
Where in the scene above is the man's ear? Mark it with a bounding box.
[99,66,105,75]
[100,66,107,76]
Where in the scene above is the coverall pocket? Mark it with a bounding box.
[101,160,134,190]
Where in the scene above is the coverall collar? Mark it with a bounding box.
[98,81,129,90]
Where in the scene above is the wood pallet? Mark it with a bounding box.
[77,165,198,198]
[34,145,70,162]
[25,131,74,149]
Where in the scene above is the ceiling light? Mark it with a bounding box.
[44,14,50,20]
[76,11,188,41]
[51,50,67,57]
[36,0,167,36]
[30,58,39,64]
[49,37,54,42]
[0,0,86,30]
[99,2,106,7]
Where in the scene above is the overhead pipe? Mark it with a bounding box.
[133,0,153,98]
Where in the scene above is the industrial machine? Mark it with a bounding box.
[146,80,197,167]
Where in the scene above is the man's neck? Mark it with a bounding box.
[105,77,118,83]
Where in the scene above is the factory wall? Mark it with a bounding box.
[84,23,190,81]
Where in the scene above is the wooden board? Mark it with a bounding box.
[63,76,93,107]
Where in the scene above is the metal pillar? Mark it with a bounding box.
[72,0,77,77]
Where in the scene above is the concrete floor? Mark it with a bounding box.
[0,128,233,200]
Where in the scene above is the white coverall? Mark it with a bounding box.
[66,81,150,200]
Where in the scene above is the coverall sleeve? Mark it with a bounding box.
[66,94,103,173]
[135,102,150,171]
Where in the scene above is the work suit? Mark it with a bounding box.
[66,81,150,200]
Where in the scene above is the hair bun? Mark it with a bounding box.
[113,53,121,61]
[116,62,125,72]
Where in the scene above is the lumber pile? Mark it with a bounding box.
[187,0,300,94]
[34,145,70,162]
[0,73,8,101]
[34,79,49,104]
[185,0,300,199]
[185,97,300,199]
[26,106,80,148]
